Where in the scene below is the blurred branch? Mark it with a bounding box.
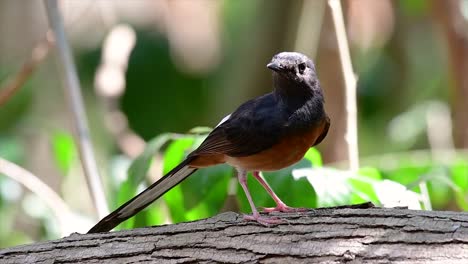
[423,102,456,210]
[294,0,325,58]
[44,0,109,218]
[328,0,359,171]
[0,158,73,232]
[431,0,468,148]
[419,181,432,210]
[94,24,144,159]
[0,32,54,107]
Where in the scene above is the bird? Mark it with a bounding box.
[88,51,330,233]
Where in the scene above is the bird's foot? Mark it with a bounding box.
[243,213,283,225]
[262,203,307,213]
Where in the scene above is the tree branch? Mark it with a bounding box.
[328,0,360,172]
[1,206,467,263]
[0,158,76,236]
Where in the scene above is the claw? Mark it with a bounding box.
[243,213,284,225]
[262,204,307,213]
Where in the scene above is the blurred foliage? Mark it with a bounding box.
[121,32,212,139]
[50,131,76,175]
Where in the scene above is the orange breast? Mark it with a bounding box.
[189,119,328,171]
[225,120,327,171]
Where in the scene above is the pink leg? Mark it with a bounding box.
[237,169,282,225]
[252,171,306,213]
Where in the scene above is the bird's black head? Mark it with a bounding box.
[267,52,321,98]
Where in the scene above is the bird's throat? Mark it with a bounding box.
[273,75,323,110]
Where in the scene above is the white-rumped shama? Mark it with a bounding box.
[88,52,330,233]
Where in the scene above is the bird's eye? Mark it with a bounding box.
[298,63,306,74]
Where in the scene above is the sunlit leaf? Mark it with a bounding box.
[115,179,137,211]
[304,148,322,167]
[373,179,421,209]
[162,137,196,222]
[145,202,166,225]
[294,166,384,208]
[51,132,76,175]
[293,167,350,207]
[348,167,382,204]
[358,167,382,180]
[124,200,166,230]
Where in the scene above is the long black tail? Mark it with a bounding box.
[88,157,197,233]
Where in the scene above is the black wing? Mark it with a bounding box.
[192,93,287,157]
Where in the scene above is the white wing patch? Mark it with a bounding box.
[216,113,231,127]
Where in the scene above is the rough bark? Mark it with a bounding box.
[1,205,468,264]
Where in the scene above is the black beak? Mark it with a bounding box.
[267,62,283,72]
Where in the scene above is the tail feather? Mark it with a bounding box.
[88,157,197,233]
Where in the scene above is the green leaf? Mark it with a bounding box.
[50,132,76,175]
[162,137,195,173]
[116,134,173,201]
[372,179,421,209]
[348,167,382,204]
[113,134,173,230]
[452,159,468,192]
[455,191,468,211]
[422,167,453,210]
[115,179,137,211]
[188,126,213,134]
[127,133,173,186]
[266,160,317,208]
[237,160,317,213]
[358,167,382,180]
[427,179,451,210]
[236,171,271,213]
[452,159,468,210]
[296,167,351,207]
[304,148,322,167]
[180,165,232,221]
[383,165,431,187]
[297,167,384,208]
[125,200,166,230]
[145,202,166,225]
[162,137,196,222]
[118,133,173,205]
